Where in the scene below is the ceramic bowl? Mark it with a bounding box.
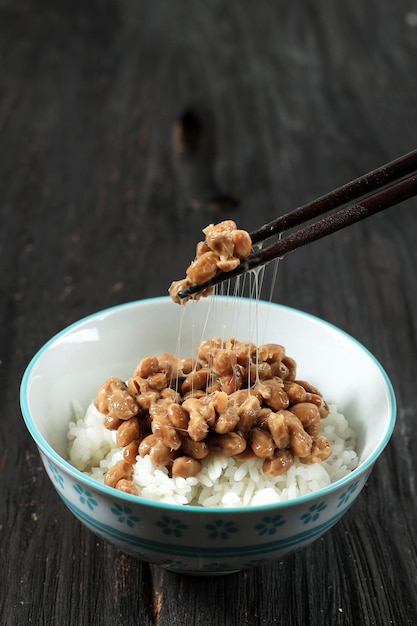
[20,296,396,575]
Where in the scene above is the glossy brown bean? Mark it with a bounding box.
[157,353,182,378]
[211,390,228,415]
[263,450,294,476]
[195,337,223,364]
[236,395,261,431]
[231,228,252,258]
[250,427,275,458]
[116,416,141,447]
[180,436,209,460]
[220,365,244,395]
[290,402,321,438]
[207,432,247,456]
[151,415,182,450]
[249,361,272,383]
[213,349,237,376]
[270,360,290,379]
[103,415,123,430]
[135,390,159,410]
[148,372,168,391]
[235,447,257,461]
[172,456,202,478]
[183,397,216,441]
[268,410,291,449]
[138,433,159,457]
[181,357,201,375]
[104,459,133,487]
[160,387,181,403]
[213,406,240,434]
[287,416,313,458]
[134,356,159,378]
[123,440,140,464]
[281,356,297,381]
[300,436,333,464]
[95,377,139,420]
[149,439,176,467]
[186,250,218,283]
[253,378,289,411]
[195,240,210,257]
[305,392,329,418]
[181,368,210,395]
[116,479,138,495]
[284,381,307,405]
[295,379,321,396]
[257,343,286,364]
[233,341,257,367]
[167,403,189,430]
[202,220,242,271]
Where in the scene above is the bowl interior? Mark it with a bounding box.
[21,296,395,481]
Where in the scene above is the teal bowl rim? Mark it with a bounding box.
[20,296,397,515]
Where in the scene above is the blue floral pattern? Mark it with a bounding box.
[73,484,98,511]
[48,456,361,574]
[300,502,327,524]
[110,503,140,527]
[47,461,65,490]
[206,520,238,540]
[254,514,285,536]
[337,481,359,508]
[156,515,188,537]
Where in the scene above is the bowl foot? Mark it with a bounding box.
[162,565,241,577]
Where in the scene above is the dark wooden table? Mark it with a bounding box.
[2,2,417,624]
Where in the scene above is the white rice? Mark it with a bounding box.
[67,402,358,507]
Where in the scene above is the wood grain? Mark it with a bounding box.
[1,1,417,624]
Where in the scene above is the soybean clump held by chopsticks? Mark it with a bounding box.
[170,149,417,302]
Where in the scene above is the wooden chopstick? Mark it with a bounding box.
[250,148,417,244]
[177,150,417,299]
